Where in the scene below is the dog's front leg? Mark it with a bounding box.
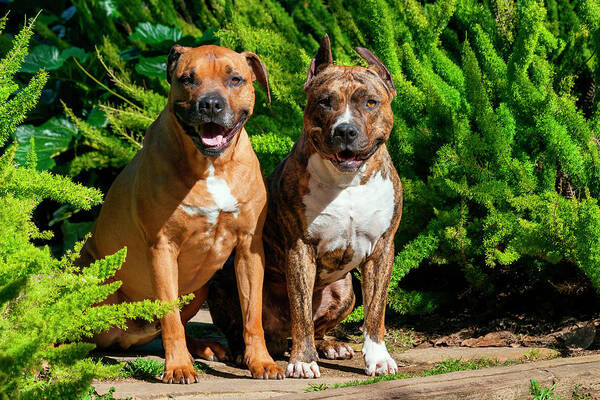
[285,239,320,378]
[234,232,284,379]
[360,235,398,376]
[149,239,198,384]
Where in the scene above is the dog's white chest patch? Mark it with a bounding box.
[180,162,239,228]
[303,154,394,268]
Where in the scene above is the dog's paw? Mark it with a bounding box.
[364,356,398,376]
[160,362,199,384]
[362,336,398,376]
[285,361,320,378]
[187,338,229,362]
[248,359,284,380]
[316,340,355,360]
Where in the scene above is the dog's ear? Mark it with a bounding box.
[305,34,333,86]
[354,47,396,97]
[167,44,188,84]
[242,51,271,103]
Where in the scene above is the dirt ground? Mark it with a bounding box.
[92,310,599,399]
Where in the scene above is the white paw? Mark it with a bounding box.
[285,361,320,378]
[337,345,354,359]
[365,355,398,376]
[321,343,355,360]
[325,346,353,359]
[362,334,398,376]
[325,348,337,359]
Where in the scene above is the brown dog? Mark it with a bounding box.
[209,35,402,378]
[78,44,283,383]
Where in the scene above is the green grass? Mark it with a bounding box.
[81,386,131,400]
[305,358,518,392]
[305,383,331,392]
[193,361,212,373]
[530,379,563,400]
[422,358,516,376]
[524,347,542,360]
[92,356,212,381]
[119,358,164,379]
[530,380,594,400]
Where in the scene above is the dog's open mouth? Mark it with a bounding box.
[197,122,234,148]
[180,117,246,156]
[331,150,364,171]
[308,134,385,172]
[326,138,385,172]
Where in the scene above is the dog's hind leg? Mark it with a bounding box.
[261,279,291,360]
[92,286,162,349]
[313,273,356,360]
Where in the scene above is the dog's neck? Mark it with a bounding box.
[153,109,242,181]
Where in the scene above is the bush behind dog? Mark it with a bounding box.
[11,0,600,317]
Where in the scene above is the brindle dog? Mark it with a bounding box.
[209,35,402,378]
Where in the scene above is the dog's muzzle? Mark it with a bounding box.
[175,112,247,158]
[311,131,385,173]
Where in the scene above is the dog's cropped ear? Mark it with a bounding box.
[355,47,396,97]
[242,51,271,103]
[167,44,188,84]
[305,34,333,87]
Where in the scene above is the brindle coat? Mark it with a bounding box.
[209,35,402,378]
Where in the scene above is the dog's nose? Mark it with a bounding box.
[198,95,225,116]
[333,123,359,143]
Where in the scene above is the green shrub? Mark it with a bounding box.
[11,0,600,318]
[0,16,176,400]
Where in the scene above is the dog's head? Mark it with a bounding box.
[303,35,396,172]
[167,44,270,157]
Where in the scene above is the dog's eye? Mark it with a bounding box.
[179,75,194,86]
[317,98,331,109]
[230,77,243,87]
[366,99,379,109]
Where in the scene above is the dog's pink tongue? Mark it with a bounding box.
[345,159,362,167]
[201,134,224,147]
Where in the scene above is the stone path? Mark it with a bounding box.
[397,346,557,365]
[92,311,596,400]
[290,354,600,400]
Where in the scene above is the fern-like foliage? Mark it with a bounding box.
[0,16,174,400]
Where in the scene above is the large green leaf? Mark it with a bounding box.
[21,45,62,73]
[135,56,166,79]
[86,108,109,128]
[61,47,89,64]
[15,118,78,170]
[21,45,89,73]
[37,14,59,26]
[129,22,182,46]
